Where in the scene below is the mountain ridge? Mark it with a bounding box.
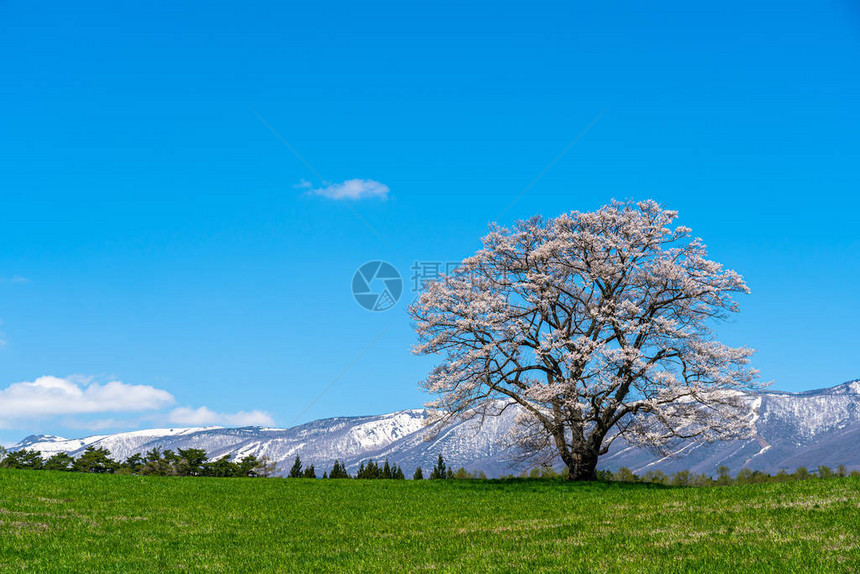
[10,379,860,477]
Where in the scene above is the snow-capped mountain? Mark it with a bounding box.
[11,380,860,477]
[601,379,860,475]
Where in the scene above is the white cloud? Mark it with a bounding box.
[168,406,275,427]
[0,375,276,432]
[308,179,389,200]
[0,376,175,419]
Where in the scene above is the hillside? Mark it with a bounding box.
[12,379,860,477]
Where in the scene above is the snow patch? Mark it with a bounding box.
[749,396,763,427]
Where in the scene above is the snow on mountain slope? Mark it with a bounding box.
[10,411,430,476]
[9,379,860,477]
[602,379,860,475]
[757,383,860,442]
[15,427,221,460]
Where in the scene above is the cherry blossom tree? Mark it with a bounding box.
[409,200,762,481]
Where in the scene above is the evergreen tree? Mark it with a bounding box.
[176,448,208,476]
[413,466,424,480]
[162,449,180,467]
[238,455,261,477]
[289,455,303,478]
[322,471,328,479]
[122,453,145,474]
[142,447,174,476]
[430,454,447,479]
[0,449,44,469]
[393,465,405,480]
[23,450,45,469]
[357,459,383,479]
[382,459,392,479]
[329,459,350,479]
[202,455,240,477]
[73,446,118,473]
[43,452,74,471]
[302,464,316,479]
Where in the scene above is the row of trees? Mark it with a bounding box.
[312,453,486,480]
[286,455,409,479]
[288,455,434,480]
[0,446,469,480]
[12,445,848,484]
[0,446,467,481]
[508,464,860,486]
[425,453,487,480]
[0,446,275,477]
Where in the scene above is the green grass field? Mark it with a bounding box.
[1,469,858,572]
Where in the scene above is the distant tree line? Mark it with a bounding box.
[504,463,860,486]
[425,453,486,480]
[300,453,484,481]
[8,445,845,485]
[0,446,476,481]
[286,455,409,480]
[0,445,276,477]
[0,447,477,481]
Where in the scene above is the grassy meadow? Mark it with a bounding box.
[1,469,858,572]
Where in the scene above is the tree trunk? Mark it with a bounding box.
[565,450,598,481]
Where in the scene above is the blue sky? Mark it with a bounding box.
[1,0,859,444]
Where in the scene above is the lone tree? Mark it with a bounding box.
[430,454,448,480]
[289,455,303,478]
[410,200,761,481]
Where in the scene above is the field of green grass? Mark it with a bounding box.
[1,469,858,572]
